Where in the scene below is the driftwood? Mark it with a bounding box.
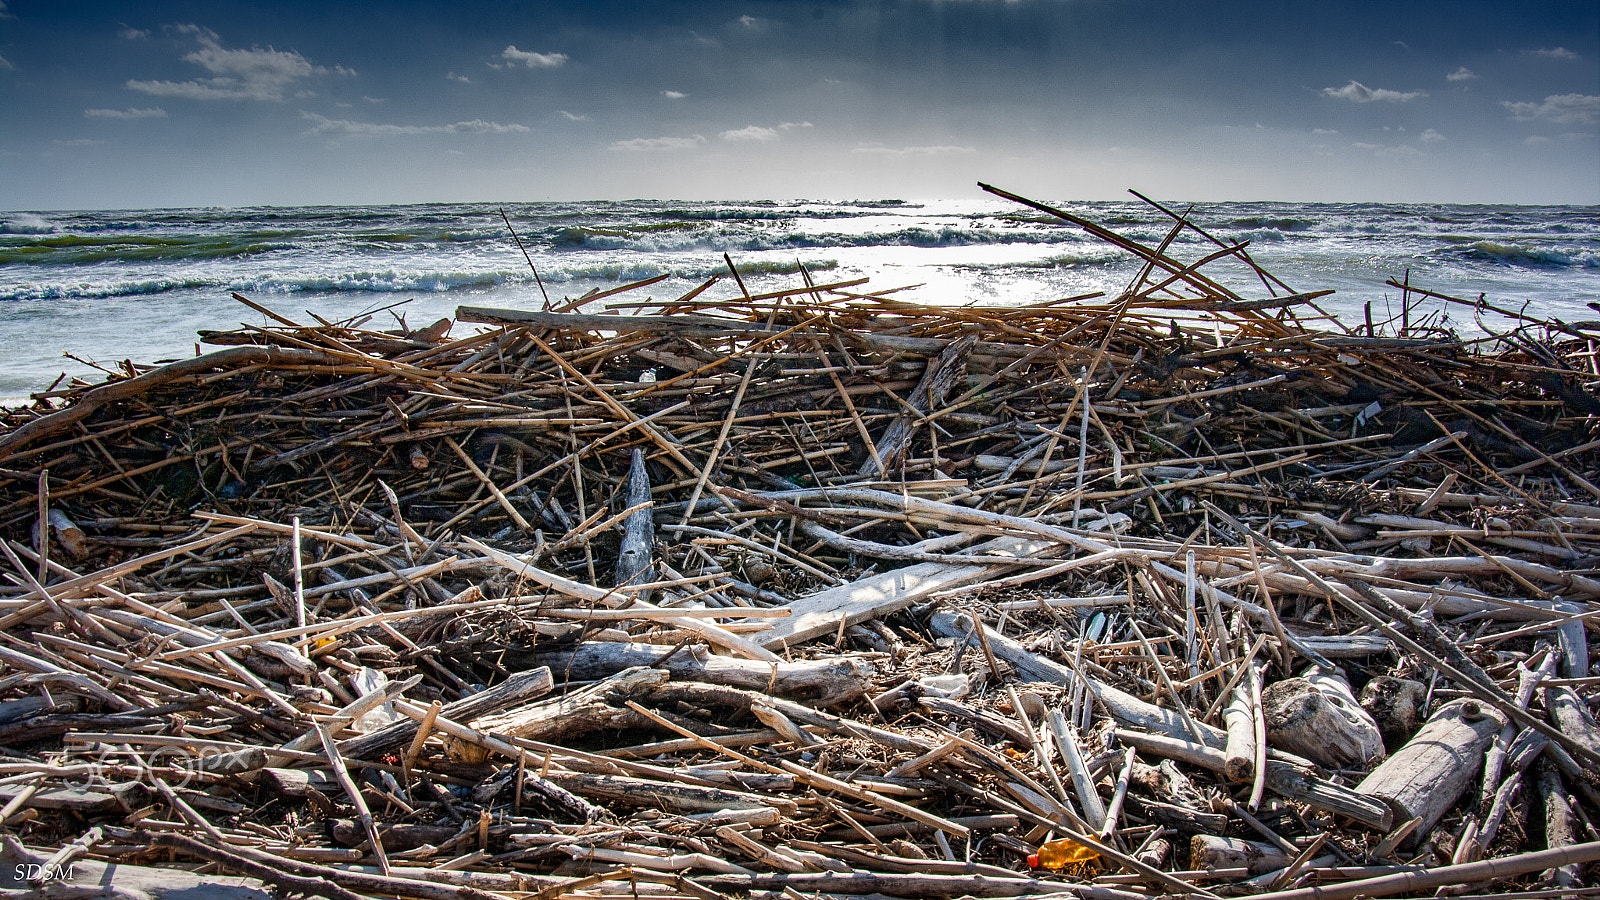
[521,641,873,706]
[0,189,1596,899]
[442,666,668,763]
[1261,667,1384,769]
[1356,699,1508,842]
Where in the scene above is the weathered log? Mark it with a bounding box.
[1545,685,1600,759]
[1222,679,1257,782]
[1111,728,1392,830]
[860,333,976,477]
[1536,758,1583,887]
[1356,698,1507,843]
[338,667,553,762]
[1261,667,1384,769]
[760,536,1063,651]
[442,666,668,763]
[541,771,798,816]
[613,448,654,591]
[1190,835,1291,875]
[521,641,873,706]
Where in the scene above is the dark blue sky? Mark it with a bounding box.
[2,1,1595,208]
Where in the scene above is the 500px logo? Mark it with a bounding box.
[75,744,224,791]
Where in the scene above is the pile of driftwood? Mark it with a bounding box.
[0,185,1596,899]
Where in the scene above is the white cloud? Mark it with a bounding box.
[0,2,12,19]
[85,107,167,119]
[1419,128,1445,142]
[721,125,779,142]
[559,110,589,122]
[1446,66,1475,82]
[1503,94,1600,125]
[779,121,813,130]
[127,25,346,102]
[852,144,977,157]
[302,112,530,137]
[53,139,106,147]
[501,46,568,68]
[1321,81,1425,103]
[446,72,471,84]
[0,53,12,71]
[1352,142,1421,158]
[1525,135,1551,145]
[662,90,687,100]
[1535,47,1579,60]
[118,24,149,40]
[610,134,706,151]
[1312,127,1338,135]
[738,15,768,30]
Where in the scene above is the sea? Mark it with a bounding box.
[2,198,1597,405]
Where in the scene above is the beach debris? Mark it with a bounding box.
[0,186,1597,898]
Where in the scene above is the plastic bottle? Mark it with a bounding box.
[1027,837,1098,870]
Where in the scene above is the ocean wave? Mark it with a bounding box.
[1450,241,1599,269]
[549,222,1080,253]
[0,214,58,235]
[1226,216,1316,232]
[0,234,294,265]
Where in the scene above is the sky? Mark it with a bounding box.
[0,1,1596,209]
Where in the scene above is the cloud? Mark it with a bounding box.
[0,53,12,71]
[662,90,687,100]
[127,25,346,102]
[851,144,977,158]
[1312,127,1338,135]
[1419,128,1446,142]
[0,1,12,19]
[118,24,149,40]
[559,110,589,122]
[85,107,167,119]
[1352,142,1422,158]
[1525,135,1551,145]
[446,72,471,84]
[1321,81,1425,103]
[302,112,530,136]
[1503,94,1600,125]
[1535,47,1579,60]
[609,134,706,151]
[500,46,568,68]
[779,121,813,130]
[721,125,779,142]
[53,139,106,147]
[1446,66,1475,82]
[738,15,768,30]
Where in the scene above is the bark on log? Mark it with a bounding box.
[1536,759,1583,887]
[521,641,873,706]
[1190,835,1291,875]
[613,448,654,591]
[1223,680,1258,782]
[1261,667,1384,769]
[1356,698,1507,843]
[1546,685,1600,759]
